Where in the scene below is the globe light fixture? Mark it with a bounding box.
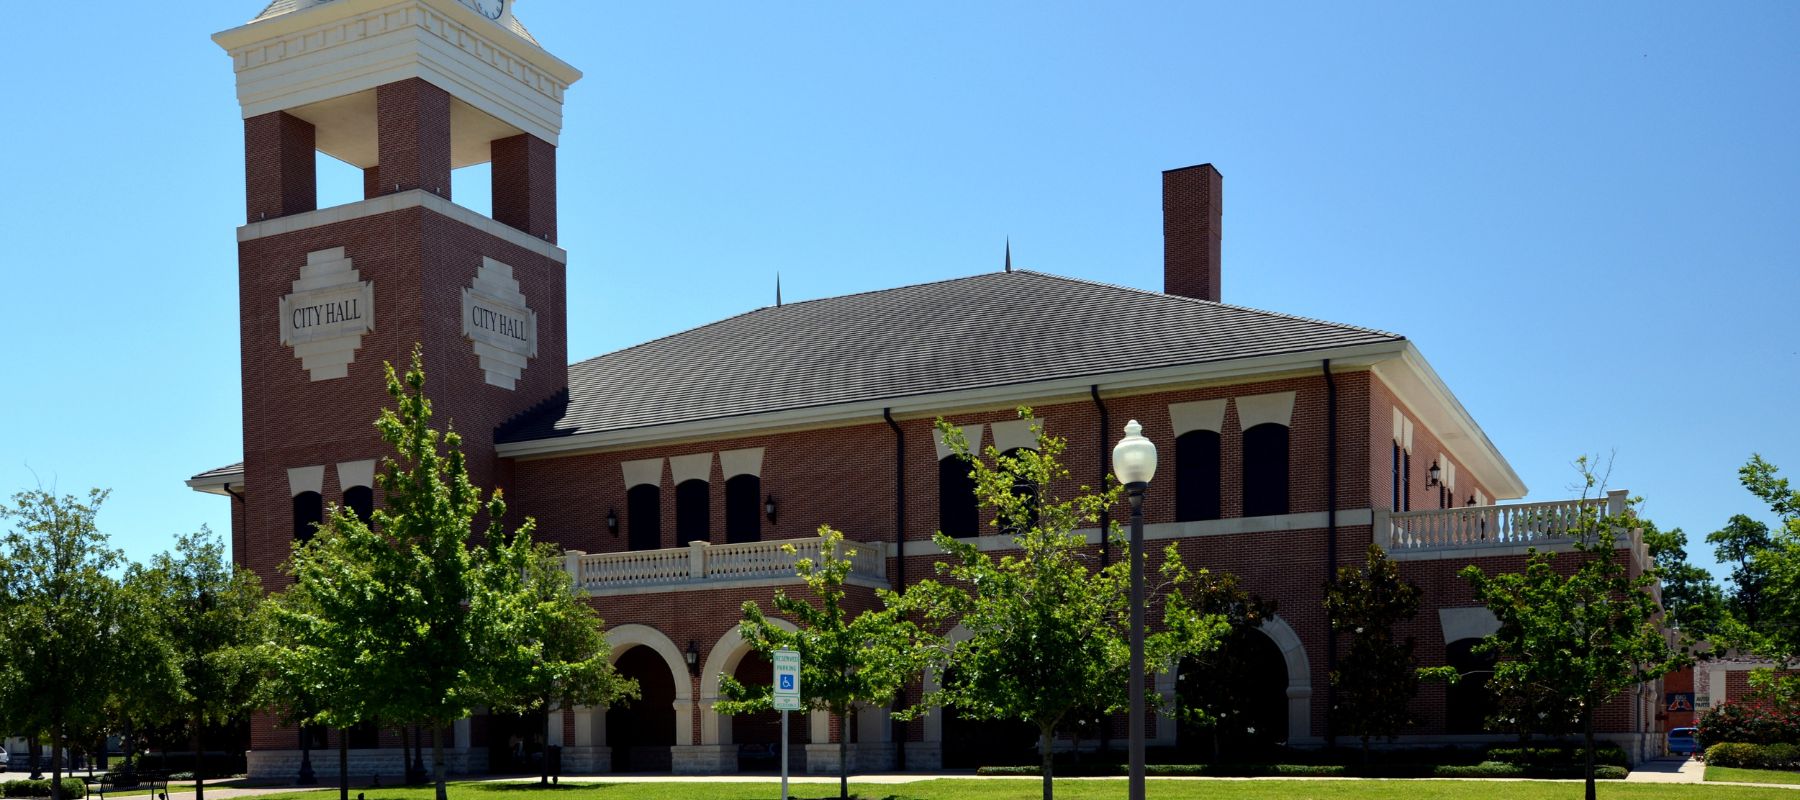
[1112,420,1158,487]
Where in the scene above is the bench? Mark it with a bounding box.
[83,772,167,800]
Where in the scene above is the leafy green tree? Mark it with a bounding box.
[126,528,265,800]
[260,568,371,800]
[1169,569,1273,762]
[1325,543,1437,762]
[1638,519,1726,638]
[717,527,929,800]
[1460,458,1679,800]
[1709,514,1776,630]
[1712,455,1800,701]
[0,489,158,800]
[906,412,1229,800]
[483,540,637,786]
[262,348,539,800]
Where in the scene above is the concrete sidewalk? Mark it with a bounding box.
[1625,756,1704,783]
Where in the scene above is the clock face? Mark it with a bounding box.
[462,0,505,20]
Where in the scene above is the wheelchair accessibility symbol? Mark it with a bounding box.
[780,675,795,690]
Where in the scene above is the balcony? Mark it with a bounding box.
[1377,490,1645,564]
[561,536,890,595]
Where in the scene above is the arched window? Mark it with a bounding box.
[938,456,979,538]
[1241,423,1290,517]
[725,474,762,544]
[1175,430,1222,522]
[344,485,374,525]
[1445,638,1497,734]
[293,491,323,543]
[1000,448,1039,535]
[627,483,662,551]
[675,479,710,544]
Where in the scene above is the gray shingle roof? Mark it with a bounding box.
[190,462,244,482]
[496,270,1403,444]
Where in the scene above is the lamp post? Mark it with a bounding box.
[1111,420,1157,800]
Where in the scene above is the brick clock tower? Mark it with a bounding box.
[213,0,581,600]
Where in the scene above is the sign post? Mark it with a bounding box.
[773,649,802,800]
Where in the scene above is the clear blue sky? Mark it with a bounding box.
[1,2,1794,582]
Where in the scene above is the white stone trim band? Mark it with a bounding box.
[1168,398,1228,437]
[336,459,376,490]
[669,453,713,486]
[718,448,765,480]
[933,423,986,462]
[989,418,1042,453]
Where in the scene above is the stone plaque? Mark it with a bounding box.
[279,248,374,381]
[463,257,537,389]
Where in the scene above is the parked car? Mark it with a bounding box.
[0,745,10,772]
[1668,727,1700,755]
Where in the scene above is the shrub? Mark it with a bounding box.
[1705,742,1800,770]
[1486,743,1629,769]
[2,779,88,798]
[1695,700,1800,749]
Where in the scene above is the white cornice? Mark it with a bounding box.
[213,0,581,144]
[495,341,1408,459]
[1373,342,1528,500]
[238,189,568,264]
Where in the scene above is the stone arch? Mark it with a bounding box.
[698,619,799,746]
[603,624,693,749]
[919,625,972,751]
[1253,614,1314,743]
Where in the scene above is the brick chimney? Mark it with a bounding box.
[1163,163,1223,302]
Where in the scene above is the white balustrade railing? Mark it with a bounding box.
[1382,490,1628,552]
[562,536,887,591]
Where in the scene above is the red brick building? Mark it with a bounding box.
[189,0,1665,778]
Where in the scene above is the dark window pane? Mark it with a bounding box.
[344,485,374,525]
[1175,431,1222,522]
[293,491,323,543]
[725,474,762,544]
[1241,423,1290,517]
[628,484,661,551]
[675,479,710,544]
[938,456,979,538]
[1403,450,1412,512]
[1392,442,1402,511]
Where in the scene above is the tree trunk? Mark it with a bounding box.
[835,706,849,800]
[193,718,207,800]
[1583,709,1596,800]
[338,729,349,800]
[541,702,553,787]
[50,725,62,800]
[1039,724,1055,800]
[432,724,447,800]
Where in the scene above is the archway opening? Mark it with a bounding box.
[939,667,1039,768]
[1445,637,1497,734]
[1175,626,1289,761]
[607,645,676,772]
[487,710,547,775]
[729,651,805,772]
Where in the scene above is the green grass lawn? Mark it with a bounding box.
[1705,765,1800,785]
[263,779,1785,800]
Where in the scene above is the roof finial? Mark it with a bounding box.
[776,272,783,307]
[1005,237,1012,273]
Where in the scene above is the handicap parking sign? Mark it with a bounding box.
[780,675,795,690]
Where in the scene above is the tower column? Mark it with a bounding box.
[373,78,453,199]
[491,134,558,243]
[244,111,316,221]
